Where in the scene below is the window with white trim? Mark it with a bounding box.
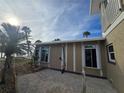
[85,45,97,68]
[41,47,49,63]
[107,44,115,63]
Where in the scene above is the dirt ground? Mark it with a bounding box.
[0,57,33,77]
[0,57,34,93]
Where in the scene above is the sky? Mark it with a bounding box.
[0,0,102,42]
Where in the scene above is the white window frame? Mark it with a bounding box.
[84,45,99,68]
[107,44,116,63]
[40,46,49,63]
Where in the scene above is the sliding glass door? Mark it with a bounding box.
[85,45,97,68]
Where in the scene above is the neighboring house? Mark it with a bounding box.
[90,0,124,93]
[35,38,107,77]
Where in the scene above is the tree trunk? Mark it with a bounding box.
[1,56,16,93]
[27,41,30,57]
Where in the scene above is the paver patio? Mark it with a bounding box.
[17,69,117,93]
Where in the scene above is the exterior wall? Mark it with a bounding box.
[99,41,107,77]
[105,20,124,93]
[83,41,107,77]
[67,43,73,71]
[49,44,62,69]
[84,67,101,76]
[39,40,107,77]
[122,0,124,4]
[100,0,122,32]
[75,43,82,73]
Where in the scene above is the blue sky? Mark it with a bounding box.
[0,0,102,42]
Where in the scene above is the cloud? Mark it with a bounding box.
[0,0,101,42]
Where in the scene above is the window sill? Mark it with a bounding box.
[84,67,101,70]
[108,61,116,65]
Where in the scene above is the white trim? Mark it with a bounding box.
[117,0,122,9]
[107,44,116,63]
[82,43,85,68]
[65,43,68,70]
[96,44,101,69]
[84,44,101,69]
[61,47,64,69]
[103,12,124,37]
[73,43,76,72]
[39,47,50,64]
[36,37,105,45]
[90,0,93,14]
[96,43,103,76]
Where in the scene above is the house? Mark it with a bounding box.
[35,38,107,77]
[90,0,124,93]
[34,0,124,93]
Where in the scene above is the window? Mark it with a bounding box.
[103,0,109,7]
[34,47,40,61]
[85,45,97,68]
[41,47,49,63]
[107,44,115,63]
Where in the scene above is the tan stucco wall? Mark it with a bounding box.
[106,20,124,93]
[75,43,82,73]
[84,67,101,76]
[67,43,73,71]
[43,41,107,77]
[99,41,107,77]
[49,44,62,69]
[122,0,124,5]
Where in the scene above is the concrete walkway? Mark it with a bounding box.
[17,69,117,93]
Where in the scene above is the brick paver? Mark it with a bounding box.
[17,69,118,93]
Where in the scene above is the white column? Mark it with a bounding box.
[61,47,64,69]
[96,44,101,69]
[117,0,122,10]
[96,44,103,76]
[65,43,68,70]
[73,43,76,72]
[81,43,85,68]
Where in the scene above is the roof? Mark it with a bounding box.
[90,0,103,15]
[36,37,105,45]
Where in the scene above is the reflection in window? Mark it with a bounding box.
[41,47,49,63]
[107,44,115,63]
[85,45,97,68]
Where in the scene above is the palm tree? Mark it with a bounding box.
[54,38,61,41]
[35,40,42,44]
[22,26,31,57]
[83,31,91,38]
[1,23,27,93]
